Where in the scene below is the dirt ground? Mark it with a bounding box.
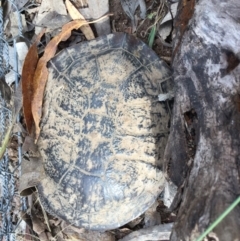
[109,0,172,61]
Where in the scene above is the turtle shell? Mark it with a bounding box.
[37,33,172,230]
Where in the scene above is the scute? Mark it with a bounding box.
[37,33,172,230]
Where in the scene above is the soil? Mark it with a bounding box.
[109,0,172,62]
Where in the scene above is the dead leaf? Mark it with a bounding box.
[20,211,33,230]
[33,0,70,34]
[80,0,111,36]
[52,226,64,241]
[14,0,29,10]
[10,12,27,37]
[0,125,13,159]
[19,157,44,196]
[70,0,88,8]
[0,76,11,103]
[26,6,40,15]
[12,123,24,134]
[120,0,146,32]
[127,216,143,229]
[22,29,45,134]
[65,0,95,40]
[32,20,89,141]
[0,85,22,159]
[22,136,38,153]
[66,232,115,241]
[2,0,11,22]
[5,43,28,85]
[143,201,161,228]
[118,224,173,241]
[13,82,23,118]
[31,211,46,234]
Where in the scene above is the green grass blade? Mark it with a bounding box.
[195,196,240,241]
[148,25,156,48]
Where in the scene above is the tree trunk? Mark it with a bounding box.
[164,0,240,240]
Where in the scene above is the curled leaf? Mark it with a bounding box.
[65,0,95,40]
[121,0,147,32]
[32,20,88,141]
[22,29,45,134]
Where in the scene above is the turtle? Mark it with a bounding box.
[37,32,173,231]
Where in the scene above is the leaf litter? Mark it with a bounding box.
[65,0,95,40]
[3,0,178,240]
[31,19,98,141]
[22,28,45,134]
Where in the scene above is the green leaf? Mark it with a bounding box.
[147,12,156,20]
[148,25,157,48]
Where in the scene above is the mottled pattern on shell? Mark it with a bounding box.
[37,33,172,230]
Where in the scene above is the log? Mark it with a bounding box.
[164,0,240,240]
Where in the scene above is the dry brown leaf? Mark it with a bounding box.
[65,0,95,40]
[33,0,70,34]
[22,29,45,134]
[32,20,88,141]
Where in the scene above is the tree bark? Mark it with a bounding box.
[164,0,240,240]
